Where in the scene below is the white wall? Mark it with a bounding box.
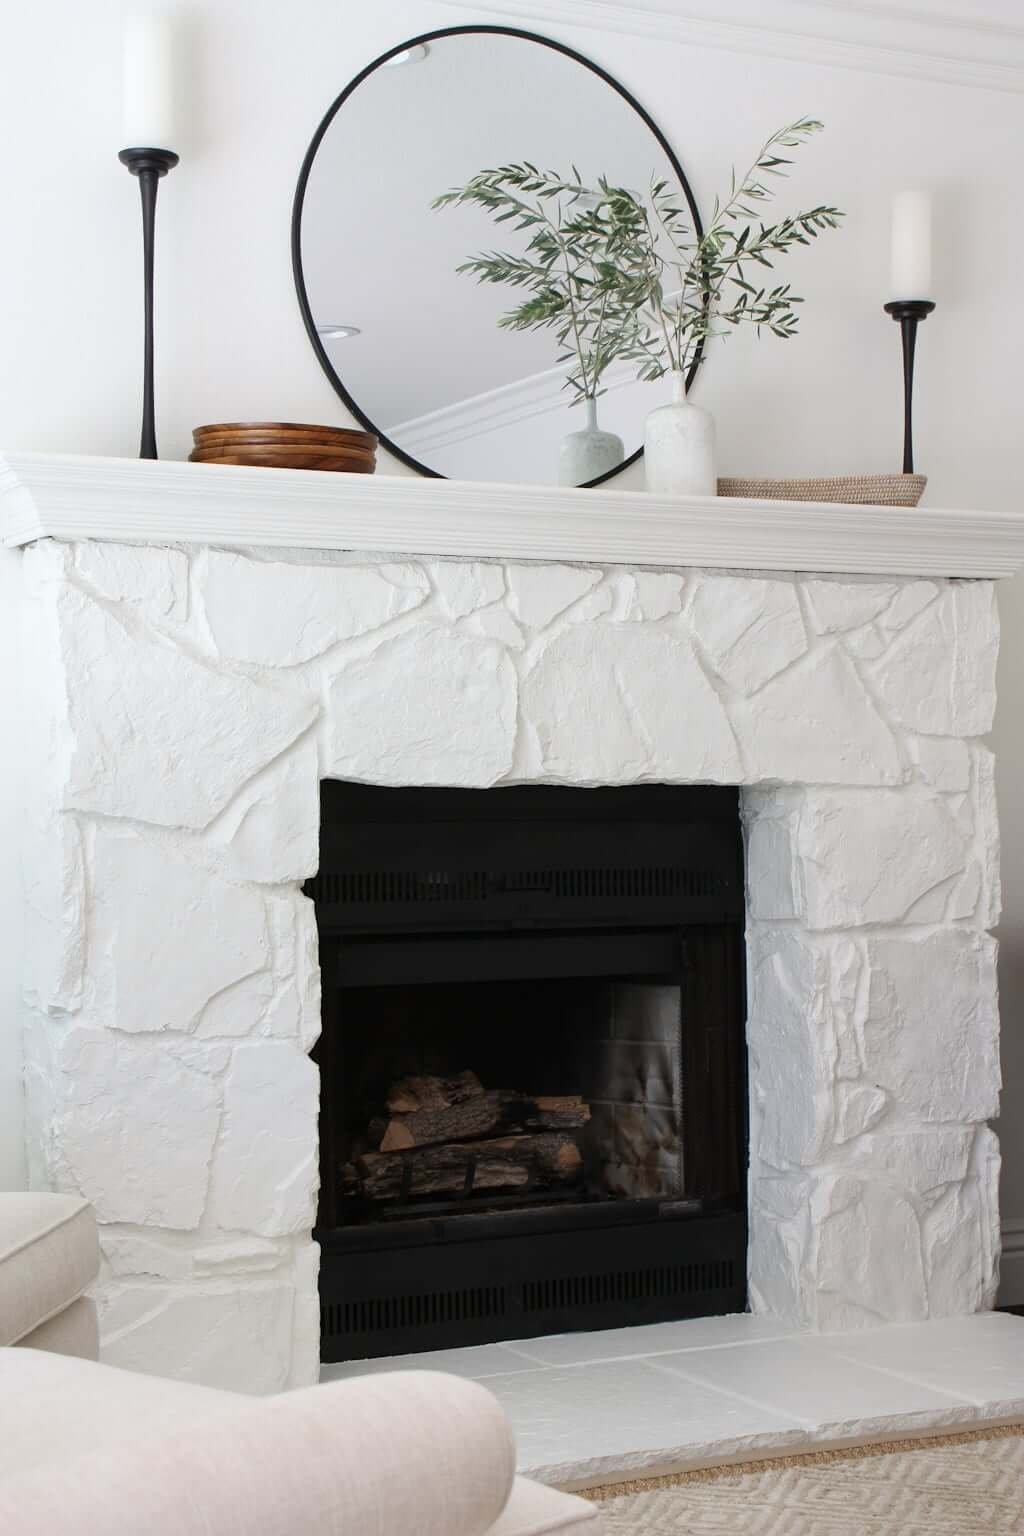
[1,0,1023,1288]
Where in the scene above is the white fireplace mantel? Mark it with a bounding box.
[3,451,1024,578]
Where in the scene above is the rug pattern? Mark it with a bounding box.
[590,1433,1024,1533]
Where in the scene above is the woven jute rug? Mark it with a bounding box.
[579,1424,1024,1532]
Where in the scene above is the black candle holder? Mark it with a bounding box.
[883,298,936,476]
[118,147,179,460]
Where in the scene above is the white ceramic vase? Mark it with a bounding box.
[558,396,624,486]
[644,370,716,496]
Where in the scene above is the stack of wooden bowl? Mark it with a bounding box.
[189,422,377,472]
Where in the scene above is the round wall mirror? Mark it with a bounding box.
[292,26,702,486]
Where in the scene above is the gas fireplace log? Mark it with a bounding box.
[347,1131,584,1201]
[378,1090,590,1152]
[384,1070,484,1116]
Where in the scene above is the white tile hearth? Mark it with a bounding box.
[321,1312,1024,1489]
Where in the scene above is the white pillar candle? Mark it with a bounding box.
[890,189,932,300]
[122,10,179,151]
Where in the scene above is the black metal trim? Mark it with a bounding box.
[290,25,705,485]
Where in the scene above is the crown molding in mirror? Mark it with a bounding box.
[437,0,1024,94]
[3,452,1024,579]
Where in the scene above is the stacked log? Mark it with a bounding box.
[343,1071,590,1204]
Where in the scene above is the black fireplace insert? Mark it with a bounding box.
[306,781,747,1361]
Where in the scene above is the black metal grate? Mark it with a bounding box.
[320,1238,743,1358]
[308,866,726,910]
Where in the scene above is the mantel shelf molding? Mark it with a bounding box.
[2,451,1024,579]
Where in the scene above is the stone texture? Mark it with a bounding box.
[796,790,970,928]
[506,562,601,628]
[812,1175,927,1327]
[54,1028,227,1229]
[205,733,320,884]
[625,572,685,622]
[58,583,317,828]
[522,625,741,783]
[866,583,999,736]
[74,542,189,622]
[99,1279,297,1392]
[327,623,517,785]
[89,832,271,1034]
[205,1043,319,1236]
[689,575,807,693]
[862,932,1000,1122]
[431,559,505,618]
[201,550,428,664]
[803,580,898,634]
[16,542,1004,1388]
[734,645,904,785]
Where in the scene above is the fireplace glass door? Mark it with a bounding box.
[308,783,747,1361]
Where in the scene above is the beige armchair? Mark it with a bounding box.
[0,1195,599,1535]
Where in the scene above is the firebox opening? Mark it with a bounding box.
[307,782,748,1362]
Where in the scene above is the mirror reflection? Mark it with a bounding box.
[294,29,700,485]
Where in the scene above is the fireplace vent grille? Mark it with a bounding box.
[309,865,726,909]
[319,1245,741,1358]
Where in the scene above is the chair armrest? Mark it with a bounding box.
[0,1369,517,1536]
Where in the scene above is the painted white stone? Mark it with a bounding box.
[922,1183,989,1317]
[865,583,999,736]
[55,1028,226,1229]
[803,580,898,634]
[327,623,517,785]
[431,559,505,619]
[747,934,836,1168]
[89,832,271,1034]
[22,812,86,1013]
[15,540,1007,1386]
[836,1128,975,1201]
[834,1084,889,1143]
[625,571,685,622]
[689,574,807,693]
[879,581,939,632]
[506,562,601,629]
[744,813,798,921]
[200,550,428,665]
[862,932,1000,1122]
[522,624,741,784]
[58,583,317,828]
[99,1279,296,1392]
[813,1175,927,1327]
[205,733,320,884]
[908,736,971,792]
[205,1043,319,1237]
[74,542,188,622]
[970,744,1002,929]
[469,602,526,649]
[796,790,969,928]
[734,645,904,786]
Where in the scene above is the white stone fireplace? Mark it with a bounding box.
[3,454,1020,1394]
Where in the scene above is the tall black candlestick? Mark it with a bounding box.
[883,298,936,475]
[119,147,179,460]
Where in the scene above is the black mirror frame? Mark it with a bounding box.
[291,24,704,485]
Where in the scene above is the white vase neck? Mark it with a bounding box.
[585,396,598,430]
[670,371,688,405]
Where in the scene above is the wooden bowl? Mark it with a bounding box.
[188,448,376,473]
[191,439,373,462]
[193,421,376,449]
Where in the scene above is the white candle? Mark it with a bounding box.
[890,189,932,300]
[122,10,179,151]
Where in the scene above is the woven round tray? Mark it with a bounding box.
[718,474,926,507]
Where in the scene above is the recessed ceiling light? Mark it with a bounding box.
[317,324,361,341]
[383,43,429,67]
